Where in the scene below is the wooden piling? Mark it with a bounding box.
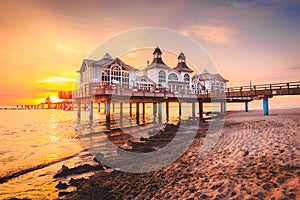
[263,97,269,115]
[120,102,123,127]
[199,99,203,120]
[106,100,111,129]
[179,102,182,117]
[166,101,169,120]
[136,102,140,125]
[153,102,157,123]
[192,102,195,119]
[158,102,162,124]
[77,102,81,119]
[88,101,93,121]
[245,102,249,112]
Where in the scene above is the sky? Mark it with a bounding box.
[0,0,300,106]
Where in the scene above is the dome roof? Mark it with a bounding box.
[153,47,162,55]
[177,52,186,60]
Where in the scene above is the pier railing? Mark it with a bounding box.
[226,81,300,98]
[72,86,227,100]
[72,81,300,100]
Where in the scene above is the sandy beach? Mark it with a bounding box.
[57,108,300,199]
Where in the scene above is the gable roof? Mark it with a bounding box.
[174,62,194,73]
[136,75,155,84]
[77,53,138,72]
[199,71,229,82]
[102,57,138,71]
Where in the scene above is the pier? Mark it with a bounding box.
[72,80,300,126]
[226,81,300,115]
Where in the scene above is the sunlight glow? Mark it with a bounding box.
[50,96,61,103]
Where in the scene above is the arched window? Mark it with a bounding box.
[184,74,190,82]
[102,64,129,87]
[168,73,178,81]
[158,70,166,83]
[110,65,121,83]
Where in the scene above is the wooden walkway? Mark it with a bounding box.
[72,81,300,120]
[226,81,300,99]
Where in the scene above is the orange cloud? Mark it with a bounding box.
[181,25,238,45]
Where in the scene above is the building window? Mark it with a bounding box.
[122,71,129,87]
[102,69,110,82]
[111,65,121,83]
[168,73,178,81]
[101,64,129,88]
[184,74,190,82]
[158,70,166,83]
[138,78,151,90]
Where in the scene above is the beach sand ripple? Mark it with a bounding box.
[61,109,300,200]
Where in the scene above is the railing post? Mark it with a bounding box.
[287,83,290,94]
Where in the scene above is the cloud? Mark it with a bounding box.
[288,64,300,71]
[181,25,238,45]
[36,76,76,83]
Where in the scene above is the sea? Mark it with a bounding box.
[0,99,299,199]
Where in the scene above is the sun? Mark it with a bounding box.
[49,96,61,103]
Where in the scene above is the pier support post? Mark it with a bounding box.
[192,102,195,120]
[199,99,203,121]
[136,102,140,125]
[129,103,132,117]
[158,102,162,124]
[84,104,87,111]
[153,102,157,123]
[77,102,81,119]
[166,101,169,120]
[120,102,123,127]
[106,100,111,129]
[88,101,93,121]
[112,103,115,112]
[98,103,100,112]
[245,102,249,112]
[263,97,269,116]
[142,102,145,123]
[221,102,226,114]
[179,102,182,117]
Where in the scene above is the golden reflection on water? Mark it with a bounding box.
[49,135,59,142]
[45,153,60,162]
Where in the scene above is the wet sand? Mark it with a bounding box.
[59,108,300,199]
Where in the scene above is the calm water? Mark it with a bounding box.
[0,100,299,199]
[0,103,206,199]
[0,110,85,199]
